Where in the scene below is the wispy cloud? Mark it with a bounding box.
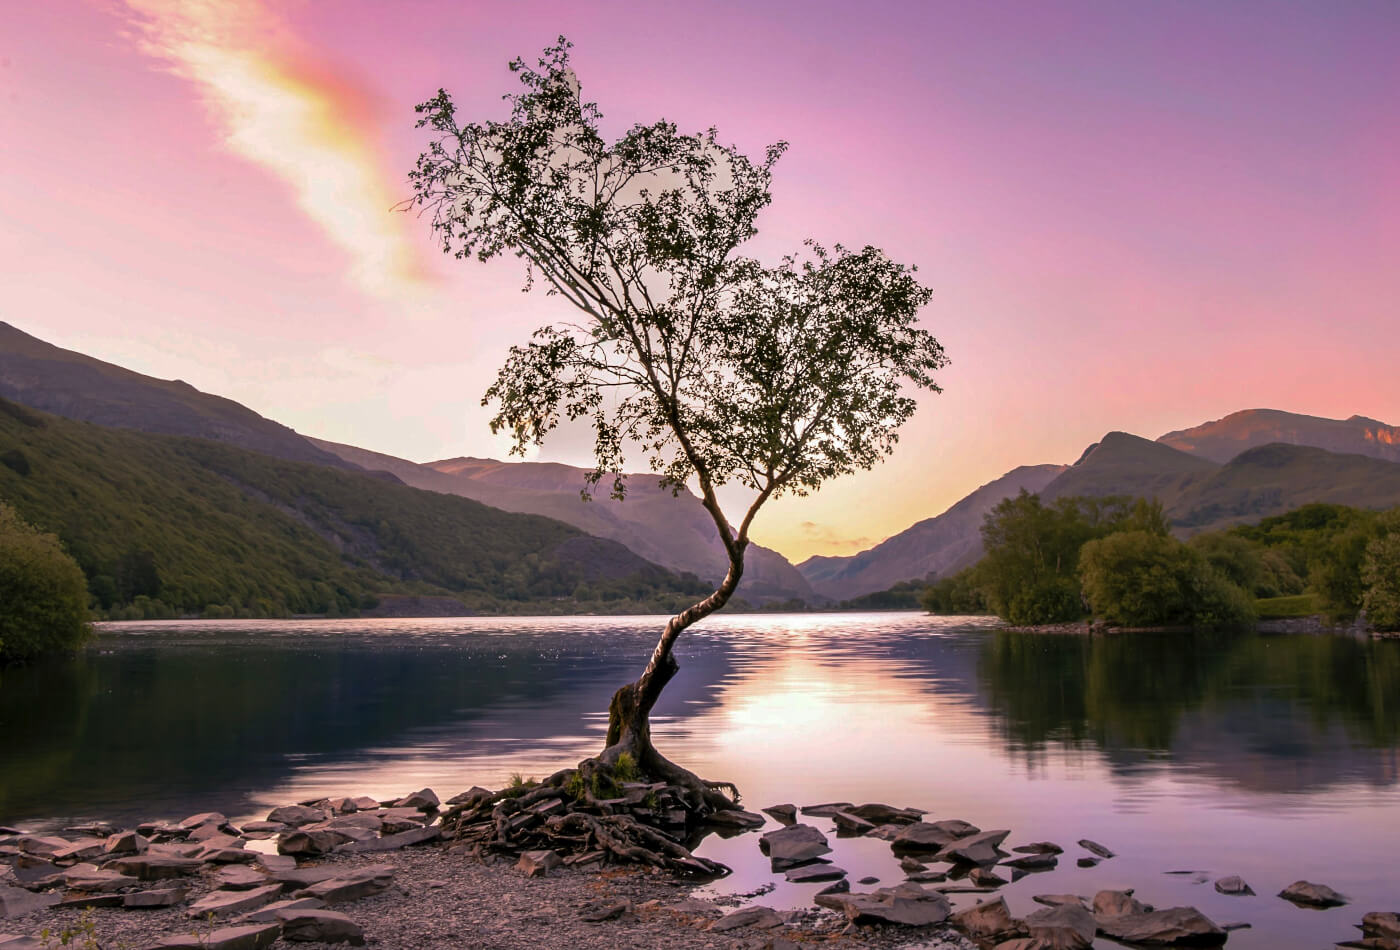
[798,521,873,555]
[111,0,429,297]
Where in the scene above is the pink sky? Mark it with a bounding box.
[2,0,1397,562]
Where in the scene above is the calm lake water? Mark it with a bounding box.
[2,613,1397,948]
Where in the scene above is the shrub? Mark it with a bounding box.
[0,502,91,662]
[1362,533,1400,631]
[1080,530,1254,629]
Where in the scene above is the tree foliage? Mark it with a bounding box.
[410,39,946,515]
[975,491,1167,624]
[1361,512,1400,631]
[1079,530,1256,628]
[0,501,91,662]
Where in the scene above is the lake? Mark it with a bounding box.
[2,613,1397,948]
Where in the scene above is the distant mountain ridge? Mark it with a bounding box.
[1159,408,1400,464]
[0,397,704,616]
[312,440,819,604]
[0,321,356,471]
[797,464,1066,602]
[799,412,1400,601]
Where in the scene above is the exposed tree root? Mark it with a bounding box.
[438,731,754,877]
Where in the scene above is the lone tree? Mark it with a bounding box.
[411,39,947,813]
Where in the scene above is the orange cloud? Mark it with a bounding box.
[111,0,429,297]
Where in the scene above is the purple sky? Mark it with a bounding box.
[3,1,1397,559]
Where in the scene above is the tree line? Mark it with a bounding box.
[922,493,1400,631]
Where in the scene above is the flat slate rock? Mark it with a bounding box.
[1214,875,1254,896]
[1033,894,1087,909]
[758,823,831,869]
[831,811,876,836]
[156,922,280,950]
[108,856,203,880]
[296,864,394,905]
[55,893,125,909]
[936,828,1011,866]
[266,805,327,827]
[277,829,353,856]
[186,883,283,919]
[1278,880,1348,907]
[848,803,924,824]
[277,907,366,944]
[951,896,1021,939]
[1002,852,1057,871]
[235,897,327,924]
[705,809,766,829]
[1363,913,1400,941]
[709,906,784,932]
[1077,838,1115,859]
[891,819,980,853]
[0,885,59,917]
[799,802,854,818]
[784,863,847,883]
[215,865,271,890]
[1012,841,1063,855]
[123,886,188,909]
[825,884,952,927]
[341,824,440,853]
[1095,906,1228,946]
[1025,903,1097,950]
[1093,889,1151,919]
[761,804,797,825]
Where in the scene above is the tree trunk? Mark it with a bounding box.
[590,555,744,812]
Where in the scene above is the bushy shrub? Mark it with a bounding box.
[1080,530,1254,629]
[1362,533,1400,631]
[0,502,91,662]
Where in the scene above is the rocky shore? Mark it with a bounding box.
[2,787,1395,950]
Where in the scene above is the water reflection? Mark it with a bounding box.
[2,615,1398,950]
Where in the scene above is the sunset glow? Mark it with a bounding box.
[3,1,1397,560]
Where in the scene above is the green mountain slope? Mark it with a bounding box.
[312,439,819,604]
[1169,443,1400,532]
[1040,431,1219,508]
[0,398,705,617]
[0,321,353,471]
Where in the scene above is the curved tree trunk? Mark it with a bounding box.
[588,553,745,812]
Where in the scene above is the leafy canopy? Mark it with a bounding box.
[0,501,91,662]
[410,39,947,546]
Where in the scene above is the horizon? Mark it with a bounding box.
[5,1,1398,560]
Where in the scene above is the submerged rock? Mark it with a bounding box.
[761,804,797,825]
[1278,880,1348,908]
[758,823,831,869]
[1214,876,1254,896]
[1077,838,1115,859]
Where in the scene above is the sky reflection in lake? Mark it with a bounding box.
[2,613,1396,949]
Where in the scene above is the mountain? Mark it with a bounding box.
[1169,442,1400,532]
[797,464,1067,601]
[0,397,706,617]
[1039,431,1220,508]
[0,321,355,471]
[1159,408,1400,465]
[312,439,819,604]
[805,421,1400,601]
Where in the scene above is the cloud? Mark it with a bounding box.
[798,521,873,555]
[111,0,429,297]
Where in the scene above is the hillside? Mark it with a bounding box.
[1159,408,1400,464]
[1039,431,1219,507]
[798,464,1066,601]
[0,398,706,617]
[0,321,354,471]
[312,439,819,604]
[1168,443,1400,532]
